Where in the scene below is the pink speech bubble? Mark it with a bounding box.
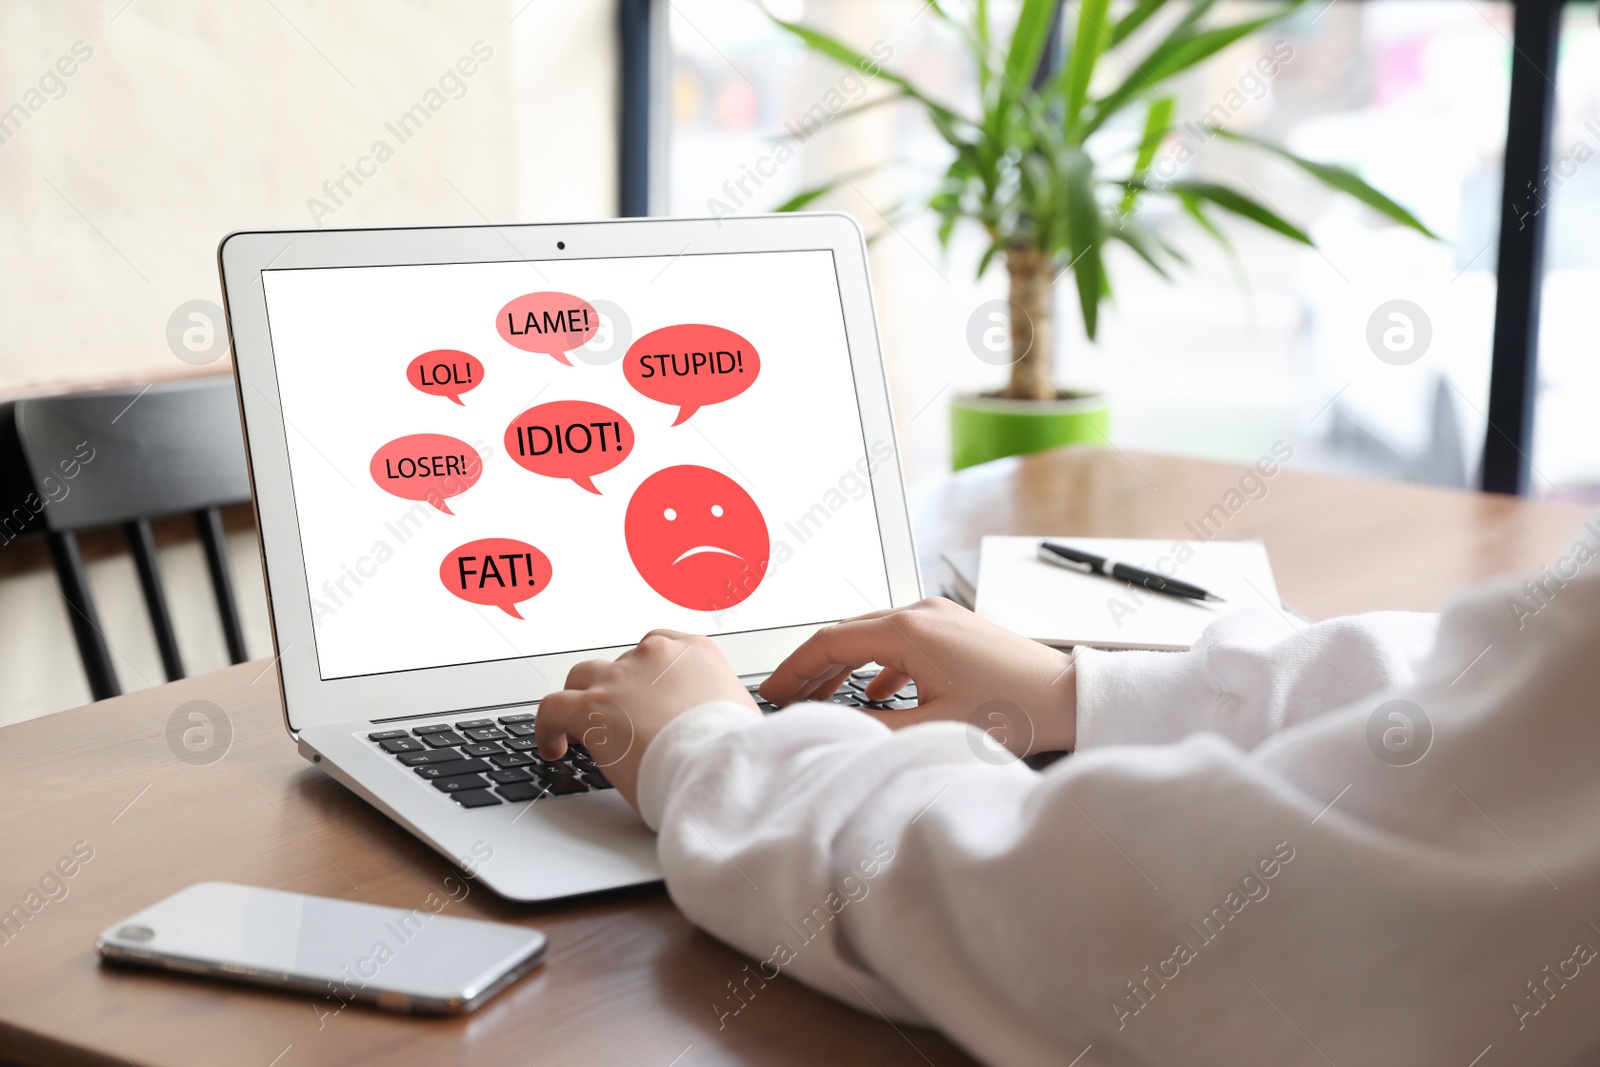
[623,324,761,426]
[503,399,633,496]
[439,537,552,619]
[369,434,483,514]
[407,350,484,406]
[496,292,599,366]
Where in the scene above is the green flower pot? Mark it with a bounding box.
[949,391,1110,471]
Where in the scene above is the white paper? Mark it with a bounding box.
[974,536,1285,650]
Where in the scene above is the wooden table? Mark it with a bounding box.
[2,448,1589,1067]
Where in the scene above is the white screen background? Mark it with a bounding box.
[262,250,893,680]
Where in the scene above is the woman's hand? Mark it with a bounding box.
[536,600,1075,811]
[760,598,1076,756]
[535,630,757,810]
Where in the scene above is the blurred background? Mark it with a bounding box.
[1,0,1593,722]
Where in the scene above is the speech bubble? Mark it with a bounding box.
[439,538,552,619]
[625,465,770,611]
[496,292,599,366]
[623,324,761,426]
[407,350,484,405]
[369,434,483,514]
[503,399,633,495]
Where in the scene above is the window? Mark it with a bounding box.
[1533,2,1600,497]
[664,0,1534,492]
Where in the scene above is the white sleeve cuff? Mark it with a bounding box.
[1073,646,1209,748]
[637,700,764,832]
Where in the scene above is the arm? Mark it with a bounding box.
[629,576,1598,1064]
[1074,606,1438,749]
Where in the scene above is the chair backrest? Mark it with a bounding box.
[2,377,256,701]
[13,377,251,531]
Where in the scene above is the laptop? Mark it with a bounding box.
[219,214,922,901]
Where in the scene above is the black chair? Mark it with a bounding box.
[0,377,254,700]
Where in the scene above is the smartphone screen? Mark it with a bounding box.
[96,881,546,1014]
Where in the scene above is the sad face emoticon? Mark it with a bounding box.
[624,465,770,611]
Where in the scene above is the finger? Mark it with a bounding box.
[620,630,688,668]
[761,615,920,705]
[534,691,579,758]
[622,629,687,659]
[856,704,949,733]
[795,665,854,705]
[577,704,636,769]
[863,666,911,702]
[639,627,692,642]
[563,659,609,691]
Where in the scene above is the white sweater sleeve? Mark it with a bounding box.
[638,558,1600,1067]
[1073,608,1439,749]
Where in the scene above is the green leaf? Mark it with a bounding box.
[1109,0,1169,46]
[1004,0,1060,94]
[976,238,1007,278]
[1085,4,1298,136]
[1064,0,1113,139]
[1163,180,1312,244]
[1023,152,1060,253]
[771,91,903,139]
[1175,189,1232,251]
[770,18,967,134]
[1210,128,1438,237]
[1175,189,1250,290]
[1152,16,1293,82]
[1152,228,1189,266]
[774,185,843,214]
[1169,0,1221,39]
[1109,216,1173,279]
[1062,147,1103,338]
[1132,97,1175,174]
[1120,95,1174,213]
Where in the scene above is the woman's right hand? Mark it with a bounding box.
[759,597,1077,755]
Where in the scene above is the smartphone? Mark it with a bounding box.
[96,881,546,1015]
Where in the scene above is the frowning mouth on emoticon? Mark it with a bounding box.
[625,465,770,611]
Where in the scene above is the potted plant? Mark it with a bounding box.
[774,0,1433,469]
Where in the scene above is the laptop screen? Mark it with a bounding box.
[260,249,896,682]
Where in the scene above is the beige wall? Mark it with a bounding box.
[0,0,619,392]
[0,0,621,721]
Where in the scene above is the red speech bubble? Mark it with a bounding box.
[503,399,633,496]
[407,350,484,406]
[496,292,599,366]
[369,434,483,514]
[439,538,552,619]
[625,465,770,611]
[623,324,761,426]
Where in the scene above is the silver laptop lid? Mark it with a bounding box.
[219,214,920,734]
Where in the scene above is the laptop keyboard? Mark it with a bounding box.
[366,711,609,810]
[365,670,917,810]
[751,669,918,713]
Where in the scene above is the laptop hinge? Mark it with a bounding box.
[368,698,540,725]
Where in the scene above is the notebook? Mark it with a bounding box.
[941,549,981,608]
[973,536,1285,650]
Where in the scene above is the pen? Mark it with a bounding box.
[1037,541,1228,604]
